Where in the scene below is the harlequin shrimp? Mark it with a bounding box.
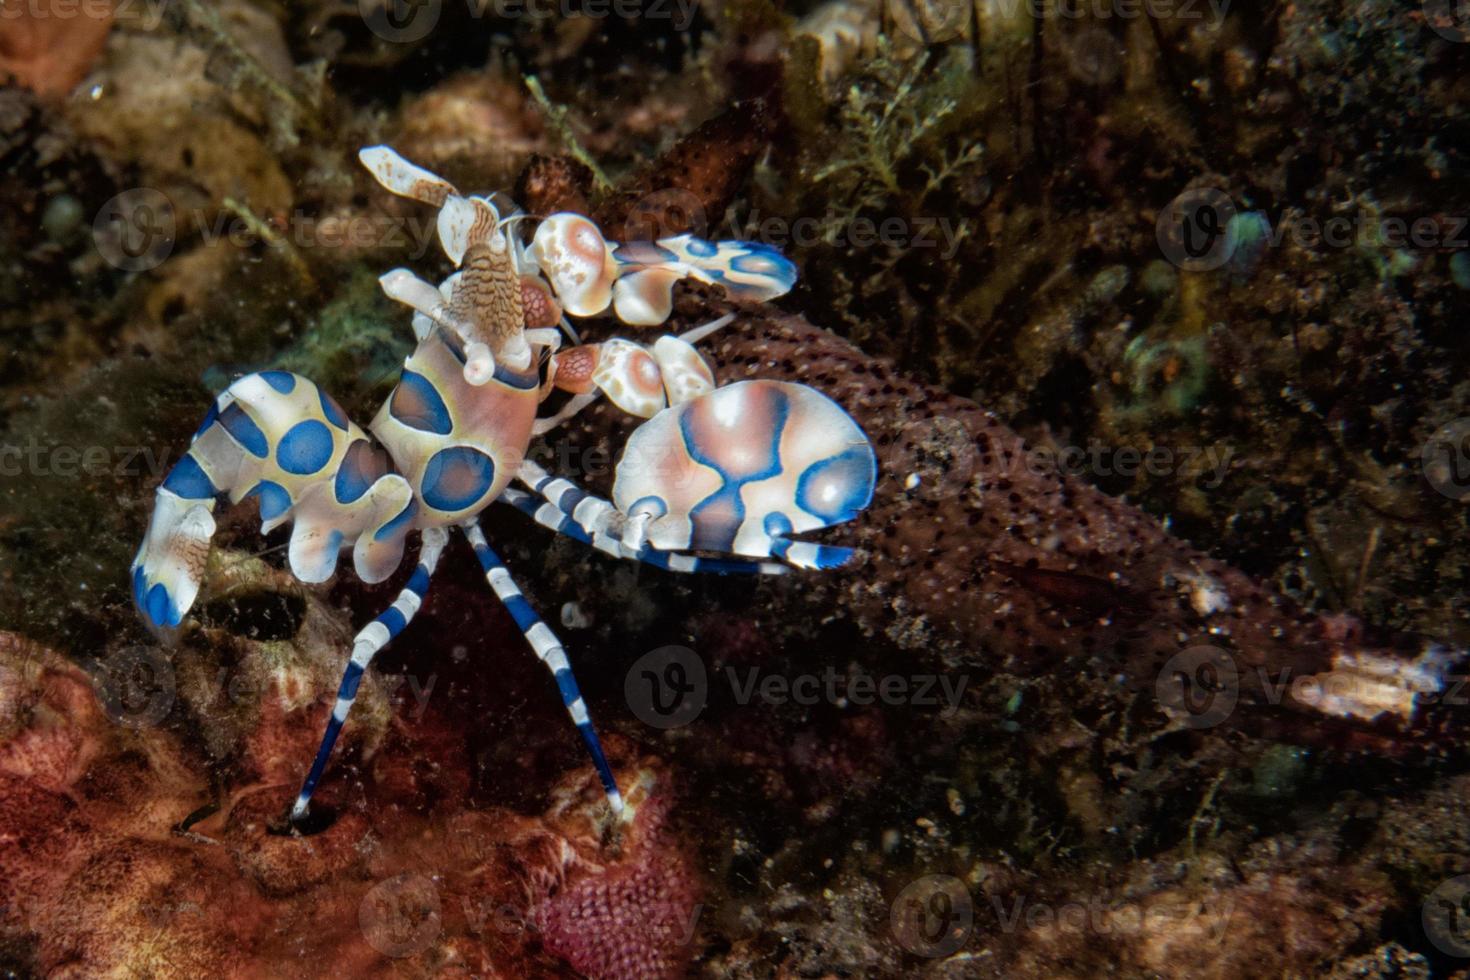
[129,146,877,826]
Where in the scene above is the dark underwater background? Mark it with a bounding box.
[1,1,1469,976]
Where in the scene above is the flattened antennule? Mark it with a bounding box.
[359,145,458,207]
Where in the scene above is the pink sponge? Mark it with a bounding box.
[537,784,701,980]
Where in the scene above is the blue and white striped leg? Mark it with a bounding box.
[518,458,623,543]
[514,459,788,573]
[500,486,787,576]
[288,526,450,824]
[461,520,626,818]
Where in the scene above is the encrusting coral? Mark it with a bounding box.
[0,625,700,978]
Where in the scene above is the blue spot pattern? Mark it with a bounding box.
[246,480,292,521]
[491,362,540,391]
[682,236,718,257]
[389,371,453,435]
[319,389,350,430]
[727,244,798,294]
[627,495,669,519]
[134,566,180,628]
[217,403,269,458]
[680,390,789,551]
[420,445,496,513]
[335,440,385,505]
[277,420,334,475]
[613,241,679,265]
[810,544,856,569]
[794,445,877,524]
[763,512,794,538]
[375,499,416,541]
[162,453,218,500]
[260,371,296,394]
[193,399,221,440]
